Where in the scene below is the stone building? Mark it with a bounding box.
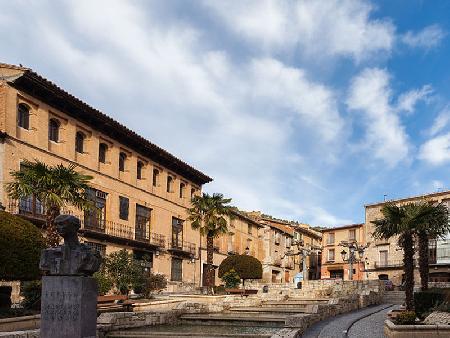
[291,223,322,280]
[0,63,214,291]
[364,190,450,286]
[320,224,365,281]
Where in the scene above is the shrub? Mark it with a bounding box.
[218,255,262,287]
[395,311,416,325]
[104,249,147,295]
[414,289,445,318]
[432,301,450,313]
[21,280,41,310]
[0,211,45,281]
[143,273,167,298]
[93,271,113,296]
[221,269,240,289]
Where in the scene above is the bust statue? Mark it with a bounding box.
[40,215,101,276]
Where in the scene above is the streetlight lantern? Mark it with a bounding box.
[340,250,347,261]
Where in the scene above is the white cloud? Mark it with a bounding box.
[419,133,450,165]
[203,0,394,61]
[426,107,450,137]
[309,206,354,227]
[396,85,432,114]
[402,24,446,49]
[347,68,410,167]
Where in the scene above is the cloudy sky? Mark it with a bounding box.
[1,0,450,226]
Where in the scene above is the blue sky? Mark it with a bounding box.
[1,0,450,226]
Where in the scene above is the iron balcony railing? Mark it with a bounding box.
[374,260,417,268]
[170,240,196,255]
[7,198,46,220]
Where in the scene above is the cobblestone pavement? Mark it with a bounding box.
[301,304,393,338]
[347,305,397,338]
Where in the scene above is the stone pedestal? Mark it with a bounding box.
[40,276,97,338]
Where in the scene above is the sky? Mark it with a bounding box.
[1,0,450,227]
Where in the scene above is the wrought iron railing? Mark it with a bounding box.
[374,260,404,268]
[7,198,45,219]
[149,233,166,248]
[170,240,196,255]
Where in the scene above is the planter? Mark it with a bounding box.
[384,319,450,338]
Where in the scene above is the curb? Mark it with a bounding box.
[342,304,394,337]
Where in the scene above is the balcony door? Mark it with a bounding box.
[84,189,106,230]
[379,250,388,267]
[172,217,184,249]
[135,205,151,240]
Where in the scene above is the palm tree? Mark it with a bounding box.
[416,202,449,291]
[188,193,232,294]
[6,160,93,247]
[372,202,435,310]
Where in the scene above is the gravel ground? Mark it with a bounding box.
[347,305,397,338]
[301,304,393,338]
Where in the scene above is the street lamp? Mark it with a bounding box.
[339,241,369,281]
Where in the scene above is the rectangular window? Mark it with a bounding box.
[327,233,335,245]
[172,217,184,248]
[379,250,388,266]
[349,229,356,241]
[84,189,107,230]
[248,224,253,235]
[153,169,159,187]
[135,204,151,240]
[85,241,106,257]
[171,257,182,281]
[119,196,129,220]
[179,182,185,198]
[328,249,335,262]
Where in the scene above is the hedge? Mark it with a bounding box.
[0,211,45,281]
[218,254,262,281]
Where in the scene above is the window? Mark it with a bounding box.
[248,224,253,235]
[119,152,127,172]
[328,249,335,261]
[172,217,184,248]
[379,250,388,266]
[153,169,159,187]
[327,233,335,245]
[137,161,144,180]
[48,118,60,142]
[99,143,108,163]
[191,188,196,198]
[85,242,106,257]
[75,132,85,153]
[17,103,30,129]
[135,204,151,240]
[179,182,185,198]
[119,196,129,220]
[167,175,174,193]
[349,229,356,241]
[84,188,107,229]
[171,258,182,281]
[274,232,281,244]
[286,237,292,248]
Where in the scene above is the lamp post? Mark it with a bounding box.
[282,240,320,282]
[340,241,368,280]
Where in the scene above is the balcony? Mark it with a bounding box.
[169,240,196,256]
[273,257,282,266]
[134,229,166,248]
[285,261,294,269]
[7,198,46,221]
[374,260,404,269]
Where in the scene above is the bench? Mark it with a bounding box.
[225,289,258,297]
[97,295,133,313]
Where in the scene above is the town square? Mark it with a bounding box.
[0,1,450,337]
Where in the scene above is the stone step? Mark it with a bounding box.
[180,314,286,328]
[229,307,308,313]
[107,332,273,338]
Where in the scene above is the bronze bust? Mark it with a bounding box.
[40,215,101,276]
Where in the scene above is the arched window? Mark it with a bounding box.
[179,182,185,198]
[119,152,127,172]
[99,143,108,163]
[75,131,85,153]
[167,175,173,193]
[17,103,30,129]
[153,169,159,187]
[48,118,60,142]
[191,188,196,198]
[137,161,144,179]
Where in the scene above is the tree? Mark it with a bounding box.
[415,202,449,291]
[6,160,93,247]
[104,249,147,295]
[218,254,262,288]
[372,202,438,310]
[188,193,233,294]
[221,269,241,289]
[0,210,45,281]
